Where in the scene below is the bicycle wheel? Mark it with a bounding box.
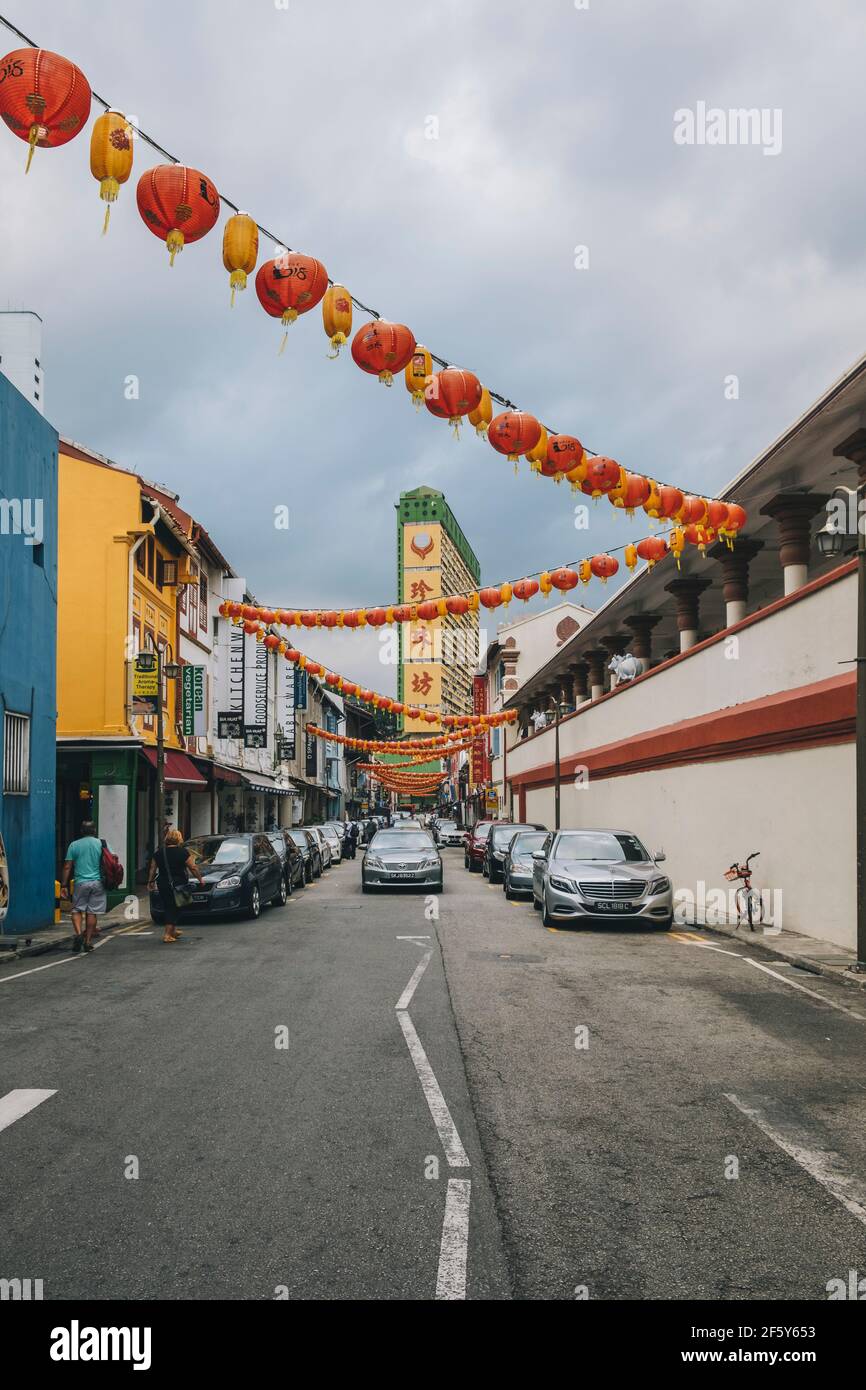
[736,886,762,930]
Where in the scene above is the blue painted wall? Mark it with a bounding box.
[0,373,58,935]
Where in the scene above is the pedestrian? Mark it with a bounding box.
[347,820,358,860]
[60,820,107,954]
[147,827,204,945]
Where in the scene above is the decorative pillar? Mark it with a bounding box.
[623,614,661,667]
[708,537,763,627]
[584,647,608,701]
[570,660,590,706]
[760,493,829,596]
[664,575,712,652]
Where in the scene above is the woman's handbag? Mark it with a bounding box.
[172,880,193,909]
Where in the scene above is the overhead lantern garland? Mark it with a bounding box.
[89,109,132,234]
[0,23,749,525]
[136,164,220,266]
[0,46,91,172]
[222,211,258,306]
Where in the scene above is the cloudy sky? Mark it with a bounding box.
[3,0,866,692]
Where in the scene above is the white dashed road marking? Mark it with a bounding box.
[743,957,865,1021]
[0,1089,56,1134]
[435,1178,471,1300]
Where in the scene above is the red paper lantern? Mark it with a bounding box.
[636,536,669,568]
[487,411,542,462]
[581,457,622,498]
[613,473,652,513]
[446,595,471,616]
[392,604,413,623]
[681,495,709,526]
[684,523,716,553]
[0,48,91,172]
[546,435,583,474]
[321,611,339,628]
[550,567,579,591]
[706,500,730,532]
[342,682,358,697]
[366,607,388,627]
[300,612,317,628]
[654,485,685,521]
[424,368,483,432]
[342,611,360,629]
[417,600,440,621]
[255,253,328,348]
[721,503,747,540]
[512,578,540,602]
[286,649,301,662]
[351,321,416,385]
[589,554,619,582]
[136,165,220,265]
[479,587,503,609]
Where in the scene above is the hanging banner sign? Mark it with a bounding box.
[181,665,206,737]
[276,654,295,761]
[218,710,243,739]
[243,631,269,745]
[228,621,245,715]
[295,668,308,710]
[305,731,318,778]
[132,658,159,717]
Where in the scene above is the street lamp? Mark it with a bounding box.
[140,633,180,845]
[816,483,865,971]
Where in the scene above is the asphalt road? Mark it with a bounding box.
[2,847,866,1301]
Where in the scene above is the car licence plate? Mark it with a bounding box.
[192,893,208,903]
[593,900,631,912]
[388,872,415,880]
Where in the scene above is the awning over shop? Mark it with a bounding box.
[142,748,208,787]
[241,770,297,797]
[209,762,243,784]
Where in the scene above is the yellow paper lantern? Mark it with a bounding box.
[469,386,493,436]
[89,110,133,235]
[322,284,353,358]
[405,345,432,408]
[526,425,550,477]
[222,212,259,306]
[566,455,590,492]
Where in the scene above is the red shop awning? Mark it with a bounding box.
[142,748,208,787]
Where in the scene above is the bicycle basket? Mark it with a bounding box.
[723,868,740,881]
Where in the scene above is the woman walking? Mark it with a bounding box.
[148,828,203,944]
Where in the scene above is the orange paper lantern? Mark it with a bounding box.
[352,321,416,385]
[255,252,329,349]
[425,368,483,434]
[322,284,353,357]
[223,212,259,304]
[89,109,133,234]
[487,411,543,462]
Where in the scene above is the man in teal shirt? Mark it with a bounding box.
[61,821,107,954]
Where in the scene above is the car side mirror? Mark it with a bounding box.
[654,850,666,863]
[531,851,546,861]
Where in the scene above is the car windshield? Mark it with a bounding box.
[492,824,536,848]
[510,832,547,855]
[472,822,492,839]
[370,832,434,852]
[186,836,250,867]
[288,831,308,847]
[321,827,340,840]
[553,831,649,863]
[438,821,458,831]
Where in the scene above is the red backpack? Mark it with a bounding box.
[100,840,123,889]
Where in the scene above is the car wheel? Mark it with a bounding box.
[654,916,674,931]
[362,879,371,894]
[247,884,261,919]
[532,892,541,912]
[542,892,556,929]
[489,867,500,884]
[285,872,293,897]
[504,876,513,900]
[464,856,469,869]
[273,877,288,907]
[434,877,444,894]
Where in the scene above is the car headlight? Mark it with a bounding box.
[549,875,575,893]
[649,876,671,895]
[421,857,439,869]
[214,875,241,891]
[365,855,384,870]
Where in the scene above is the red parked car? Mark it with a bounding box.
[464,819,510,873]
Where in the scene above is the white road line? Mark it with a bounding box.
[744,957,865,1021]
[0,1089,56,1134]
[435,1178,471,1300]
[395,1010,470,1168]
[724,1094,866,1228]
[0,932,114,984]
[692,944,744,957]
[396,951,433,1011]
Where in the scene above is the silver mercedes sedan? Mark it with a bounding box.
[531,828,673,929]
[361,829,443,893]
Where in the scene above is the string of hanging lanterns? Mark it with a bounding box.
[305,726,482,754]
[218,511,743,635]
[0,21,745,512]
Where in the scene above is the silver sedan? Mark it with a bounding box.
[362,829,443,893]
[531,828,673,930]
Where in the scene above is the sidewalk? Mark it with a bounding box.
[0,896,152,963]
[693,914,866,990]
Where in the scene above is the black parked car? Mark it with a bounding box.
[288,827,322,881]
[149,833,286,924]
[267,830,306,893]
[483,822,547,883]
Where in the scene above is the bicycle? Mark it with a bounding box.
[724,852,763,931]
